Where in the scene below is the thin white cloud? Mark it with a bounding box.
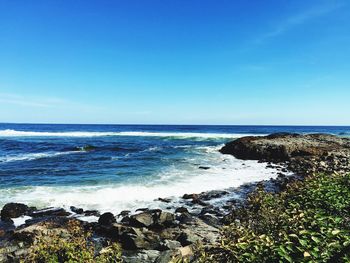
[256,1,345,43]
[0,92,110,114]
[0,93,59,108]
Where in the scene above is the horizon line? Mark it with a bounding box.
[0,122,349,127]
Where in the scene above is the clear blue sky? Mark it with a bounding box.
[0,0,349,125]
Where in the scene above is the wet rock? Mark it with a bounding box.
[98,212,116,226]
[200,190,229,201]
[29,207,71,218]
[135,208,149,212]
[183,193,199,200]
[70,206,84,214]
[84,210,100,217]
[118,210,131,217]
[175,207,188,214]
[1,203,29,221]
[157,198,172,203]
[121,216,130,224]
[192,198,208,206]
[200,206,222,217]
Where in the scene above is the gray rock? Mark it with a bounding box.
[158,211,175,227]
[129,212,154,227]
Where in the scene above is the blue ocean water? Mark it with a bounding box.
[0,124,349,213]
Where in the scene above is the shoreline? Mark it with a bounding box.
[1,133,350,262]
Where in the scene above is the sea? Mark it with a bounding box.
[0,124,349,216]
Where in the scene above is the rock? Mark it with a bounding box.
[192,198,208,206]
[0,220,15,236]
[220,133,345,161]
[84,210,100,217]
[1,203,29,221]
[158,211,175,227]
[70,206,84,214]
[178,245,194,258]
[155,250,181,263]
[175,207,188,214]
[129,212,154,228]
[176,231,200,246]
[200,190,229,201]
[199,214,220,227]
[74,145,97,151]
[157,198,172,203]
[98,212,116,226]
[220,133,350,176]
[96,223,140,241]
[29,207,71,218]
[182,193,198,200]
[198,166,210,170]
[123,249,161,263]
[119,228,160,250]
[118,210,131,217]
[177,212,193,224]
[200,206,221,216]
[135,208,149,212]
[157,239,182,251]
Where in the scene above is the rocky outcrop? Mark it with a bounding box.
[1,203,29,222]
[0,204,219,262]
[220,133,350,175]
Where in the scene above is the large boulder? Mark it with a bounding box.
[129,212,154,228]
[129,210,176,229]
[1,203,29,221]
[98,212,116,226]
[220,133,350,162]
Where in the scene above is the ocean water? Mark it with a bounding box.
[0,124,349,214]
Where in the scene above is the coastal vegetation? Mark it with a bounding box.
[24,219,122,263]
[198,172,350,262]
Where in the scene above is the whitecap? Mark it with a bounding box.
[0,151,81,163]
[0,129,261,139]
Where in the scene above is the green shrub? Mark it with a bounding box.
[199,173,350,262]
[25,219,122,263]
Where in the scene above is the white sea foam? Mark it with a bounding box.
[0,146,284,215]
[0,151,80,163]
[0,129,258,139]
[12,216,32,227]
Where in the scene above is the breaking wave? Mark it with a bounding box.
[0,129,254,139]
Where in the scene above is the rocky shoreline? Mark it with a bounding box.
[1,133,349,262]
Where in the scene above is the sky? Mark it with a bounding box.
[0,0,349,125]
